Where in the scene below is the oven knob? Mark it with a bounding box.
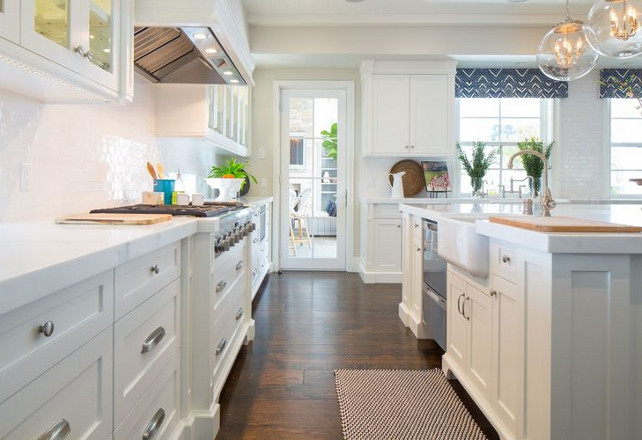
[214,239,223,254]
[234,231,241,244]
[251,223,256,232]
[223,238,231,251]
[225,233,234,248]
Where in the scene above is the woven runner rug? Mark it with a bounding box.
[334,368,488,440]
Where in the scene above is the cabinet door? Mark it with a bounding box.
[492,274,524,438]
[0,0,19,42]
[410,75,450,156]
[410,232,423,320]
[371,75,410,154]
[373,218,402,272]
[21,0,119,91]
[467,283,493,399]
[446,271,468,371]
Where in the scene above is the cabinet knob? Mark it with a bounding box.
[410,145,415,149]
[397,225,401,229]
[74,45,93,61]
[38,320,55,338]
[150,264,160,274]
[37,418,70,440]
[490,290,497,297]
[416,247,421,252]
[502,255,511,263]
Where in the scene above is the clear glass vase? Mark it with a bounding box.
[470,176,484,198]
[529,176,541,198]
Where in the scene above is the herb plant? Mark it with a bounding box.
[516,138,554,178]
[456,142,497,178]
[208,157,257,189]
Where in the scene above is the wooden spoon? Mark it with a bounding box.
[146,161,158,180]
[156,162,164,179]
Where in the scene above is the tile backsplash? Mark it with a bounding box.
[0,78,224,222]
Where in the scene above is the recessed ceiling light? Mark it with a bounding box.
[223,70,234,76]
[103,48,111,53]
[205,48,217,54]
[192,33,208,40]
[89,34,94,39]
[230,79,239,83]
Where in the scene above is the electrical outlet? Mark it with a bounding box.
[20,163,32,192]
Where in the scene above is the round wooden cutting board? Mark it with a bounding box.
[389,160,424,196]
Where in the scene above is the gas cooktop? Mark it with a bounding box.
[90,202,244,217]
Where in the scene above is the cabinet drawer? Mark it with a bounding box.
[114,278,180,425]
[0,270,113,402]
[212,242,245,310]
[412,216,422,242]
[211,278,245,376]
[373,204,401,219]
[0,328,113,440]
[491,243,519,283]
[114,354,180,440]
[115,242,181,320]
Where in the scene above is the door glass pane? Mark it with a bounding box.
[287,97,338,260]
[89,0,113,72]
[35,0,70,49]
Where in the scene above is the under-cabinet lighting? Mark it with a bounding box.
[223,70,233,75]
[192,33,208,40]
[205,48,218,54]
[230,79,239,83]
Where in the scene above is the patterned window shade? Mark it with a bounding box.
[599,69,642,98]
[456,68,569,98]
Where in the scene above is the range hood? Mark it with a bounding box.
[134,26,246,85]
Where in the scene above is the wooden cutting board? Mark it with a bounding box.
[488,216,642,233]
[55,213,172,225]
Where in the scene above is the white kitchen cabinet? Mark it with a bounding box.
[0,1,19,43]
[155,83,250,157]
[0,0,133,103]
[361,60,456,157]
[360,202,403,283]
[446,270,493,401]
[250,200,271,300]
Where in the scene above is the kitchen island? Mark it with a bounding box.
[400,202,642,440]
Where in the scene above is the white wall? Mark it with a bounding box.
[0,78,223,222]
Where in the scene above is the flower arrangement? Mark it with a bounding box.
[456,141,498,196]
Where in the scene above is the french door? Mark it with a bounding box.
[279,88,348,270]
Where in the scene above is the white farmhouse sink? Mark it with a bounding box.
[438,214,490,278]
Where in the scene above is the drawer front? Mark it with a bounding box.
[114,278,180,425]
[211,278,245,375]
[212,242,245,310]
[114,354,180,440]
[115,242,181,320]
[0,270,113,402]
[0,328,113,440]
[412,216,422,241]
[491,243,519,283]
[373,203,401,219]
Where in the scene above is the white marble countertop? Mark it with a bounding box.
[400,202,642,254]
[0,217,200,315]
[363,197,642,205]
[241,195,273,206]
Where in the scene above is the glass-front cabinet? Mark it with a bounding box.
[0,0,19,42]
[20,0,120,91]
[207,84,250,149]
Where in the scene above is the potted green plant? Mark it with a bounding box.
[516,138,554,197]
[206,157,258,200]
[457,141,498,197]
[320,123,337,161]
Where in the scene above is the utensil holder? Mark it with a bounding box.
[153,179,175,205]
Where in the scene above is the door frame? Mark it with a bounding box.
[272,80,355,272]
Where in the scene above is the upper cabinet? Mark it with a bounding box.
[0,1,19,43]
[155,84,251,157]
[0,0,133,103]
[361,60,456,157]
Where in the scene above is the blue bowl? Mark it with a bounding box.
[153,179,175,205]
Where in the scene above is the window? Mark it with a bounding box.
[289,136,305,167]
[610,99,642,196]
[457,98,551,196]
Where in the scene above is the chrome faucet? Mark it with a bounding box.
[507,150,556,216]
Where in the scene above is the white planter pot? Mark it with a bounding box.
[205,178,244,202]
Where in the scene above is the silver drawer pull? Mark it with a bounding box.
[236,260,244,271]
[38,320,55,338]
[215,337,227,355]
[502,255,511,263]
[235,307,244,320]
[141,327,166,354]
[37,418,70,440]
[142,408,165,440]
[216,280,227,293]
[253,238,258,244]
[150,264,160,274]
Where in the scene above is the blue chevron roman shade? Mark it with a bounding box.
[600,69,642,98]
[456,69,568,98]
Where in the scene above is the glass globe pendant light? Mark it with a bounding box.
[537,0,599,81]
[586,0,642,58]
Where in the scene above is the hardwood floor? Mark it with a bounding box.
[217,272,499,439]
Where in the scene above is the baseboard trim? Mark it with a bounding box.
[358,263,402,284]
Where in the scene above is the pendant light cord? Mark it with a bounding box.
[565,0,571,21]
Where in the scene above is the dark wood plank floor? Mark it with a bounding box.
[217,272,499,439]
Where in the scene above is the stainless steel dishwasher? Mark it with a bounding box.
[422,219,447,350]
